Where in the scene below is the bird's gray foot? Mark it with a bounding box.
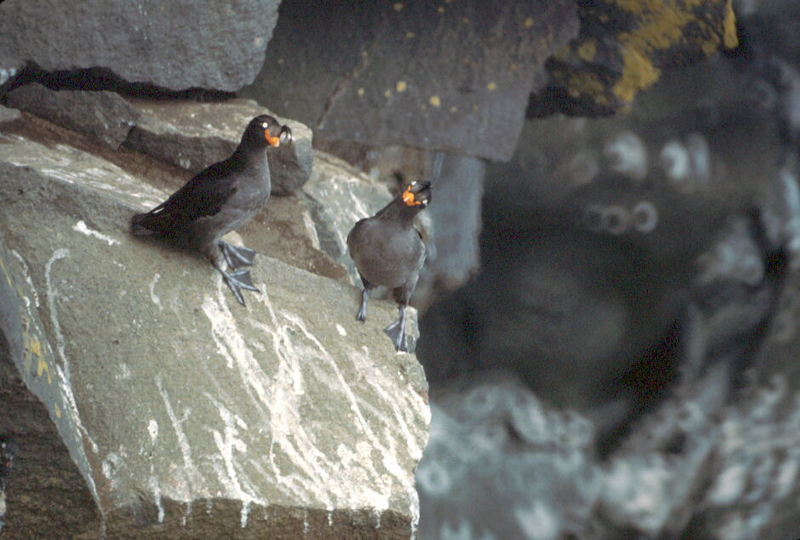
[357,288,370,322]
[220,268,260,306]
[383,306,411,352]
[220,241,257,270]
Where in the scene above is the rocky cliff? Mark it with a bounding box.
[0,101,429,538]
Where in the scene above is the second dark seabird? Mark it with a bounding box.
[347,181,432,352]
[131,115,291,305]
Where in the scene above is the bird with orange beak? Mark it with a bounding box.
[131,114,291,305]
[347,181,432,352]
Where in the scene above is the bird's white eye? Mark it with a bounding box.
[262,122,268,129]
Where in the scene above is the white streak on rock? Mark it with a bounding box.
[202,287,275,405]
[156,376,200,498]
[241,500,251,529]
[149,273,162,309]
[10,249,40,308]
[200,280,427,521]
[45,249,71,380]
[203,393,262,511]
[149,475,165,523]
[302,210,322,250]
[72,220,120,245]
[45,249,100,463]
[148,419,159,443]
[335,324,347,337]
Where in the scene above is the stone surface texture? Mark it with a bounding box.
[0,109,429,537]
[529,0,739,115]
[7,83,139,149]
[0,0,279,92]
[241,0,579,161]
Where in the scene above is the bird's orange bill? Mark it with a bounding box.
[402,186,425,206]
[265,129,281,147]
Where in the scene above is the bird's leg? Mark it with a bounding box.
[210,252,259,306]
[357,275,374,322]
[384,304,409,352]
[219,240,257,270]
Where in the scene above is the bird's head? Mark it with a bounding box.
[247,114,292,148]
[401,181,432,209]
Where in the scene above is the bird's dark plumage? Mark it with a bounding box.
[131,114,292,305]
[347,181,431,351]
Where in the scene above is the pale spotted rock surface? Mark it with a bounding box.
[0,114,429,538]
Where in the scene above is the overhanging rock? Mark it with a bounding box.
[0,127,429,537]
[0,0,279,93]
[241,0,579,161]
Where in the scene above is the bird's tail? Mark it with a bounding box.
[130,208,168,236]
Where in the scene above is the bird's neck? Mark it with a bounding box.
[233,145,268,167]
[376,198,418,226]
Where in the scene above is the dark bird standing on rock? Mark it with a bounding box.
[347,181,432,352]
[131,115,291,305]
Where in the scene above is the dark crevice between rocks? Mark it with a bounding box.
[0,64,235,103]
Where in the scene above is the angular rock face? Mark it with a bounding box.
[7,83,139,149]
[241,0,579,161]
[0,114,429,536]
[0,0,279,92]
[125,98,313,195]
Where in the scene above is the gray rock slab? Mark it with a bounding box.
[0,235,102,536]
[0,0,278,92]
[237,192,350,282]
[302,151,394,285]
[126,98,313,195]
[241,0,578,161]
[0,129,429,537]
[7,83,139,149]
[0,106,20,124]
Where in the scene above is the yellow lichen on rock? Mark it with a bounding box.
[577,39,597,63]
[723,0,739,49]
[613,48,661,104]
[544,0,739,112]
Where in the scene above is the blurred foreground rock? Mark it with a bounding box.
[416,38,800,537]
[0,108,429,537]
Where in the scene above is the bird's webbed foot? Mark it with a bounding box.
[384,305,414,352]
[219,241,257,270]
[220,268,260,306]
